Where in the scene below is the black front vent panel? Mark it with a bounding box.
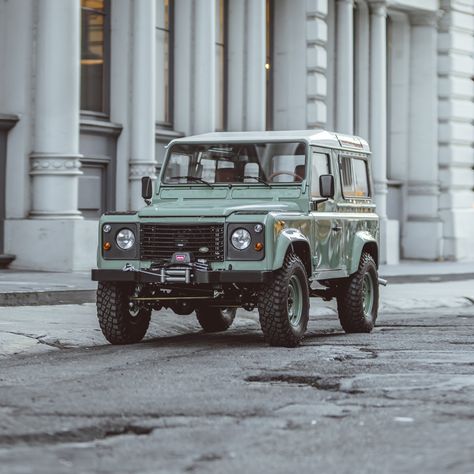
[140,224,225,262]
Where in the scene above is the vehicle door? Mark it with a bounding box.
[337,153,373,270]
[310,147,343,273]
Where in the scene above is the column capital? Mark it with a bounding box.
[368,1,387,17]
[409,10,442,27]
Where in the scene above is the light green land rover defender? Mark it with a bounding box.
[92,130,381,347]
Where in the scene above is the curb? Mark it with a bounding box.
[382,273,474,284]
[0,290,96,307]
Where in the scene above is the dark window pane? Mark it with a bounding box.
[156,0,172,124]
[81,0,106,112]
[215,0,226,130]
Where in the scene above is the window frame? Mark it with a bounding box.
[310,149,332,198]
[80,0,111,117]
[338,154,371,200]
[265,0,274,131]
[215,0,228,132]
[156,0,174,129]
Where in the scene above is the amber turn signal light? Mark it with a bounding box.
[103,241,112,251]
[255,242,264,251]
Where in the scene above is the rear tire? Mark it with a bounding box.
[336,252,379,333]
[96,282,151,344]
[195,307,236,332]
[258,253,309,347]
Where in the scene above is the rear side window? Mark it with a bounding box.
[340,156,370,198]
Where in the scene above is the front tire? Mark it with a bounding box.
[258,253,310,347]
[336,252,379,333]
[96,282,151,344]
[195,307,236,332]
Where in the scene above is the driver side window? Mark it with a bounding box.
[311,151,331,197]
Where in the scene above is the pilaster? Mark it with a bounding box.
[403,10,443,259]
[368,1,392,262]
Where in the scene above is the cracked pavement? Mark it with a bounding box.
[0,283,473,473]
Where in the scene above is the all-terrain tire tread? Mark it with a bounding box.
[336,252,378,333]
[195,308,236,332]
[258,253,309,347]
[96,282,150,344]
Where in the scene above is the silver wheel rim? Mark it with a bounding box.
[362,272,374,318]
[288,275,303,327]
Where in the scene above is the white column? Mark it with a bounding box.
[404,11,442,259]
[129,0,156,211]
[245,0,266,130]
[336,0,354,134]
[354,0,370,139]
[227,0,266,131]
[30,0,82,219]
[192,0,216,133]
[369,1,391,262]
[174,0,215,135]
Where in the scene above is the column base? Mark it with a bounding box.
[402,220,443,260]
[379,218,400,265]
[4,219,98,271]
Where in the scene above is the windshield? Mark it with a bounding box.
[162,142,307,185]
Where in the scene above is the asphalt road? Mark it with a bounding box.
[1,303,474,474]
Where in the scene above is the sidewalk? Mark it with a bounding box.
[0,260,473,306]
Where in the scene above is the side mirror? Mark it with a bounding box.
[141,176,153,201]
[319,174,334,199]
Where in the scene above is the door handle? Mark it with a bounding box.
[332,225,342,232]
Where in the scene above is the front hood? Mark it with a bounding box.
[138,200,300,218]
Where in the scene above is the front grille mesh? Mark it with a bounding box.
[140,224,225,262]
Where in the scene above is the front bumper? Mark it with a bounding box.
[91,268,273,285]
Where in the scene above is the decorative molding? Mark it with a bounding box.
[368,1,387,17]
[409,10,442,27]
[407,180,440,196]
[80,119,123,137]
[0,114,19,131]
[129,161,157,180]
[30,153,83,176]
[374,181,389,194]
[29,210,83,219]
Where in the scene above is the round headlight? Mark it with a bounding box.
[116,228,135,250]
[231,228,251,250]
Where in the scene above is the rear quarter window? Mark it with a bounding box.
[340,156,370,198]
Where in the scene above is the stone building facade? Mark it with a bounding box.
[0,0,472,271]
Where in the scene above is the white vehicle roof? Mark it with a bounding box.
[169,130,370,153]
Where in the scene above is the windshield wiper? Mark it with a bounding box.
[168,176,213,188]
[242,176,271,187]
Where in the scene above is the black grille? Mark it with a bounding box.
[140,224,225,262]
